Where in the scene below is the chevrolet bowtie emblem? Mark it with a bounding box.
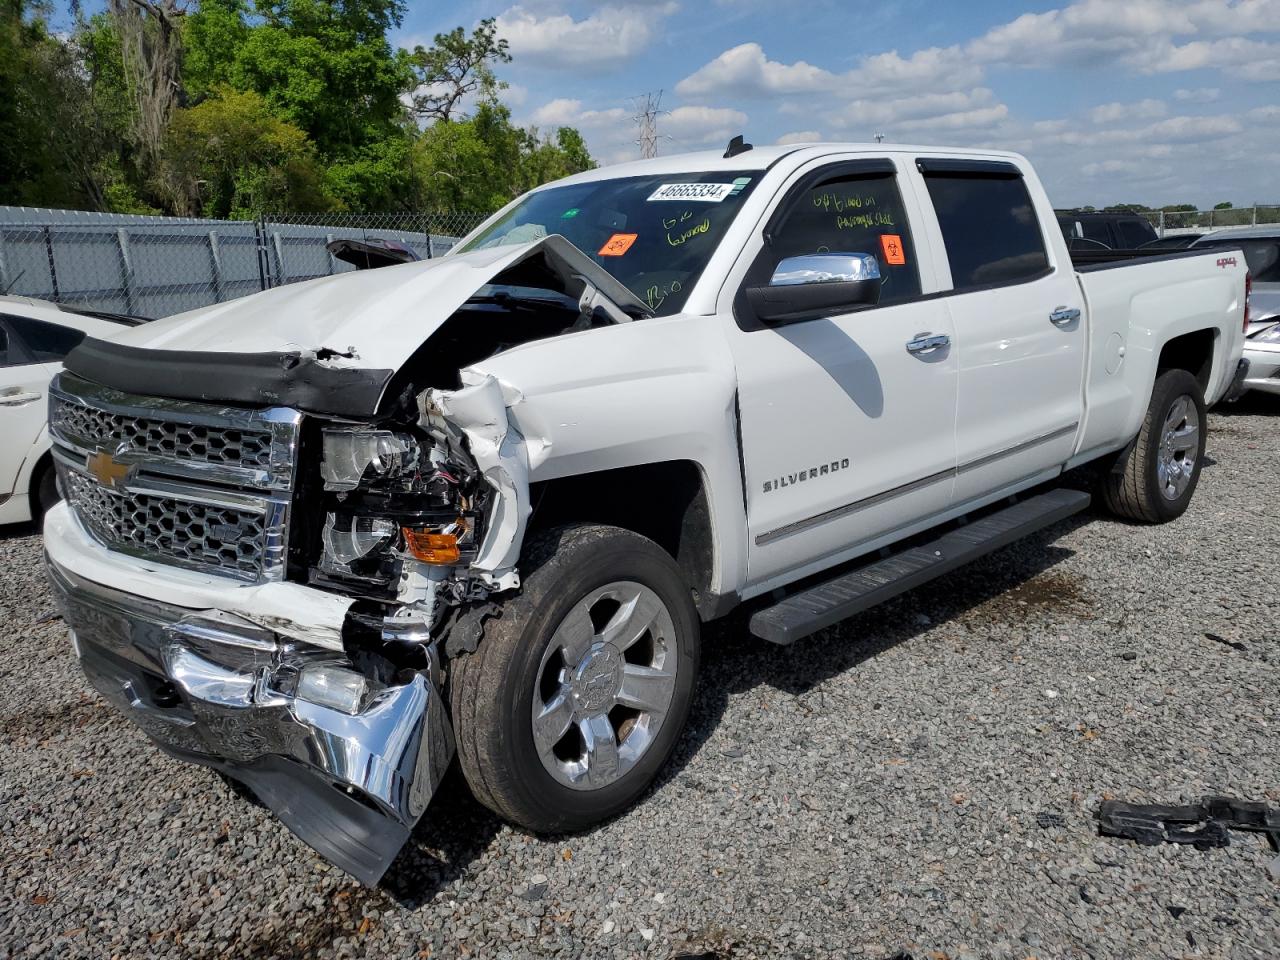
[86,450,133,488]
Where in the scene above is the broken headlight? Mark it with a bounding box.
[320,428,419,492]
[315,425,481,590]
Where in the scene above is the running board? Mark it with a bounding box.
[748,488,1091,646]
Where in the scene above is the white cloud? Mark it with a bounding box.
[1089,99,1167,124]
[1081,158,1170,180]
[503,83,529,107]
[893,104,1011,133]
[1137,37,1280,80]
[530,98,628,128]
[846,46,982,93]
[1175,87,1222,102]
[825,88,999,130]
[495,4,675,68]
[677,40,980,101]
[675,42,833,98]
[776,130,821,145]
[664,105,749,145]
[944,0,1280,94]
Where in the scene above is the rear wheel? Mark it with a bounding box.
[450,523,699,832]
[1102,369,1206,523]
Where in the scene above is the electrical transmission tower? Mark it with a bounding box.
[631,91,667,159]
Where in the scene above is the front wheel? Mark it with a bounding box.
[450,523,700,832]
[1102,368,1207,523]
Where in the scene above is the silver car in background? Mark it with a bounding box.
[1192,228,1280,397]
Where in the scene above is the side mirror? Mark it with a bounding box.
[746,253,882,325]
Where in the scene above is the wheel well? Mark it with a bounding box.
[1156,328,1215,391]
[27,450,54,512]
[525,461,717,617]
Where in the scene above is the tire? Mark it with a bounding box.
[450,523,700,833]
[31,460,59,525]
[1102,369,1207,523]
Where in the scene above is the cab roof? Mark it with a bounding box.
[551,142,1028,188]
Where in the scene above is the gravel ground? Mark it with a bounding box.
[1,394,1277,960]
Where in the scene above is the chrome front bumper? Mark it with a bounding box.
[45,556,454,885]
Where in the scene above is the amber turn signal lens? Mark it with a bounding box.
[401,527,461,564]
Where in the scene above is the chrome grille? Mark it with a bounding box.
[63,471,272,579]
[49,372,300,583]
[53,401,273,472]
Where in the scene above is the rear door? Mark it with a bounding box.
[912,159,1086,505]
[725,157,959,591]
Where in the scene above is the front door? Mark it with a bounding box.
[725,158,959,593]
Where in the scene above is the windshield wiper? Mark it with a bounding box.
[465,292,575,311]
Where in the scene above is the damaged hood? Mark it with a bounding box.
[99,235,646,371]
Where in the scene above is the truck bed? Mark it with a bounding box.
[1070,247,1227,272]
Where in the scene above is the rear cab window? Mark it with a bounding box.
[918,160,1051,291]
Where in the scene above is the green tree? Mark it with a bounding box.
[410,17,510,124]
[410,103,594,213]
[158,86,333,217]
[78,12,158,212]
[186,0,414,158]
[1213,201,1233,210]
[0,0,108,207]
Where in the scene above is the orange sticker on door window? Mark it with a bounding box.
[880,234,906,266]
[598,233,638,256]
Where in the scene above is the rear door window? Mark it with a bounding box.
[4,315,86,363]
[922,172,1051,291]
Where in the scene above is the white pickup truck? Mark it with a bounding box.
[43,143,1250,884]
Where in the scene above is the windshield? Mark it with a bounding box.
[458,172,761,315]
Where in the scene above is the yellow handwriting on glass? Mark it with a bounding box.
[667,217,711,247]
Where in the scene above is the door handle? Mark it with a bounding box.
[1050,306,1081,326]
[905,333,951,356]
[0,390,41,406]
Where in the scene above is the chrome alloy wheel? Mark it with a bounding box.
[1157,394,1200,501]
[532,581,678,790]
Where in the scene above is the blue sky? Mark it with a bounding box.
[395,0,1280,207]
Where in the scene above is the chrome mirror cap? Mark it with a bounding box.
[769,252,881,287]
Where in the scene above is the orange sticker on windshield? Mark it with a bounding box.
[880,234,906,266]
[599,233,638,256]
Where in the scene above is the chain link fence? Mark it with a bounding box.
[1130,205,1280,235]
[0,208,489,319]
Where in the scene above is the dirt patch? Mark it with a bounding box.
[0,693,109,744]
[962,571,1091,625]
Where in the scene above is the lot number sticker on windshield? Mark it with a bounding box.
[599,233,638,256]
[648,183,737,203]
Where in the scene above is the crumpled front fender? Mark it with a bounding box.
[422,371,531,592]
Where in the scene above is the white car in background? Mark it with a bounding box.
[1191,228,1280,397]
[0,296,143,525]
